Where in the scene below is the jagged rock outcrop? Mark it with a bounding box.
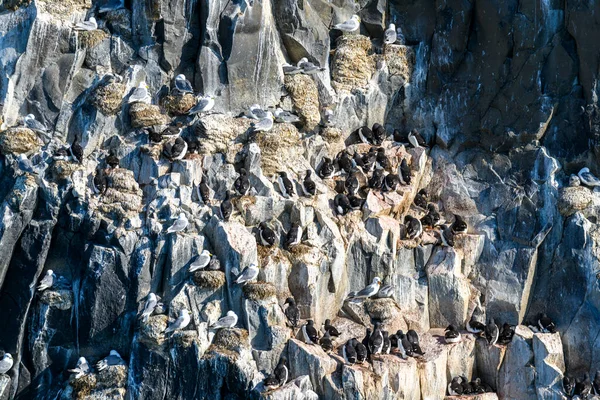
[0,0,599,399]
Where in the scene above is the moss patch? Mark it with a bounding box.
[256,123,301,175]
[242,282,276,301]
[365,298,400,320]
[129,102,168,128]
[193,271,226,289]
[70,373,97,399]
[284,74,321,130]
[79,30,108,48]
[331,35,375,92]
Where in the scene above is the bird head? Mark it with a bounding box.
[352,15,361,22]
[181,309,189,316]
[78,356,86,364]
[109,350,120,357]
[373,277,382,285]
[4,353,12,360]
[307,319,314,325]
[179,212,187,219]
[389,23,396,30]
[25,114,35,121]
[46,269,54,275]
[88,17,97,24]
[148,293,156,301]
[176,74,186,80]
[445,325,455,331]
[284,297,295,305]
[227,310,236,317]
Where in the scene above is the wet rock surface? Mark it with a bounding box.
[0,0,598,399]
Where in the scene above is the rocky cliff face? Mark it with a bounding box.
[0,0,599,399]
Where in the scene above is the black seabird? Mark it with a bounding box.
[563,375,575,397]
[165,137,188,161]
[375,148,388,170]
[284,223,302,249]
[106,153,119,169]
[369,323,384,355]
[302,170,316,196]
[357,125,374,144]
[345,169,359,195]
[319,331,334,353]
[362,148,376,171]
[185,138,199,154]
[318,157,334,179]
[162,123,182,138]
[258,222,276,246]
[283,297,300,328]
[393,128,408,143]
[383,173,400,192]
[538,313,557,333]
[93,168,108,194]
[404,215,422,239]
[406,329,424,355]
[413,189,428,209]
[334,194,352,216]
[408,129,427,148]
[354,338,368,363]
[574,373,592,397]
[497,323,515,345]
[426,203,440,225]
[352,152,365,172]
[362,328,372,358]
[337,151,354,174]
[421,214,435,229]
[220,190,232,221]
[592,371,600,395]
[70,138,84,163]
[348,195,364,210]
[372,123,387,145]
[397,330,413,358]
[448,376,465,396]
[399,159,411,185]
[466,317,485,335]
[381,331,391,354]
[444,325,461,344]
[146,126,163,143]
[343,339,357,365]
[302,320,319,344]
[368,169,384,190]
[323,319,340,337]
[451,214,468,234]
[389,334,398,349]
[485,319,499,345]
[439,224,455,247]
[277,171,295,198]
[234,168,250,196]
[265,356,288,390]
[199,178,210,204]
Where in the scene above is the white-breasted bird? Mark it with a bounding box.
[74,17,98,31]
[164,309,191,334]
[210,310,238,329]
[333,15,361,32]
[188,95,215,114]
[0,354,13,375]
[166,213,188,234]
[96,350,125,371]
[384,23,397,44]
[235,264,259,284]
[578,167,600,187]
[37,270,56,291]
[189,249,213,272]
[128,82,151,104]
[140,293,158,322]
[174,74,193,94]
[346,277,382,302]
[68,357,90,379]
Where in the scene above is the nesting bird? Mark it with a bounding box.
[235,264,259,285]
[164,309,191,334]
[211,311,238,329]
[37,270,56,291]
[333,15,361,32]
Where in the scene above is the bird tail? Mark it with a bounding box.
[36,284,47,291]
[414,345,424,355]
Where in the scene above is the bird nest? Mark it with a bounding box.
[242,282,276,301]
[129,103,169,128]
[139,314,168,347]
[171,330,200,348]
[365,298,401,321]
[256,123,302,176]
[40,290,73,310]
[0,127,40,155]
[384,45,416,83]
[79,30,108,48]
[284,74,321,130]
[50,160,82,181]
[92,82,125,115]
[70,373,97,399]
[211,328,249,353]
[96,365,128,390]
[193,271,226,289]
[331,35,376,92]
[161,93,196,116]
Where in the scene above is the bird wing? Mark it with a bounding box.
[142,297,157,316]
[213,314,236,328]
[355,283,375,297]
[169,219,187,232]
[106,354,124,366]
[176,78,193,93]
[335,20,356,30]
[38,273,54,289]
[384,29,396,43]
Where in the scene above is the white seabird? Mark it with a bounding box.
[37,270,56,291]
[140,293,158,322]
[211,310,238,329]
[248,104,268,120]
[68,357,90,379]
[274,108,300,123]
[333,15,361,32]
[346,277,382,302]
[23,114,47,132]
[174,74,194,94]
[164,309,191,333]
[128,82,151,104]
[96,350,125,371]
[0,354,13,375]
[235,264,259,284]
[74,17,98,31]
[252,114,274,132]
[384,23,397,44]
[578,167,600,187]
[188,249,212,273]
[188,95,215,114]
[166,213,188,234]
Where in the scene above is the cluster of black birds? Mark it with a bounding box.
[447,376,494,396]
[563,371,600,399]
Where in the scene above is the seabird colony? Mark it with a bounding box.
[3,8,595,400]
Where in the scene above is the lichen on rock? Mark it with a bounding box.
[284,74,321,130]
[0,127,40,155]
[193,270,226,289]
[129,102,169,128]
[92,82,126,115]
